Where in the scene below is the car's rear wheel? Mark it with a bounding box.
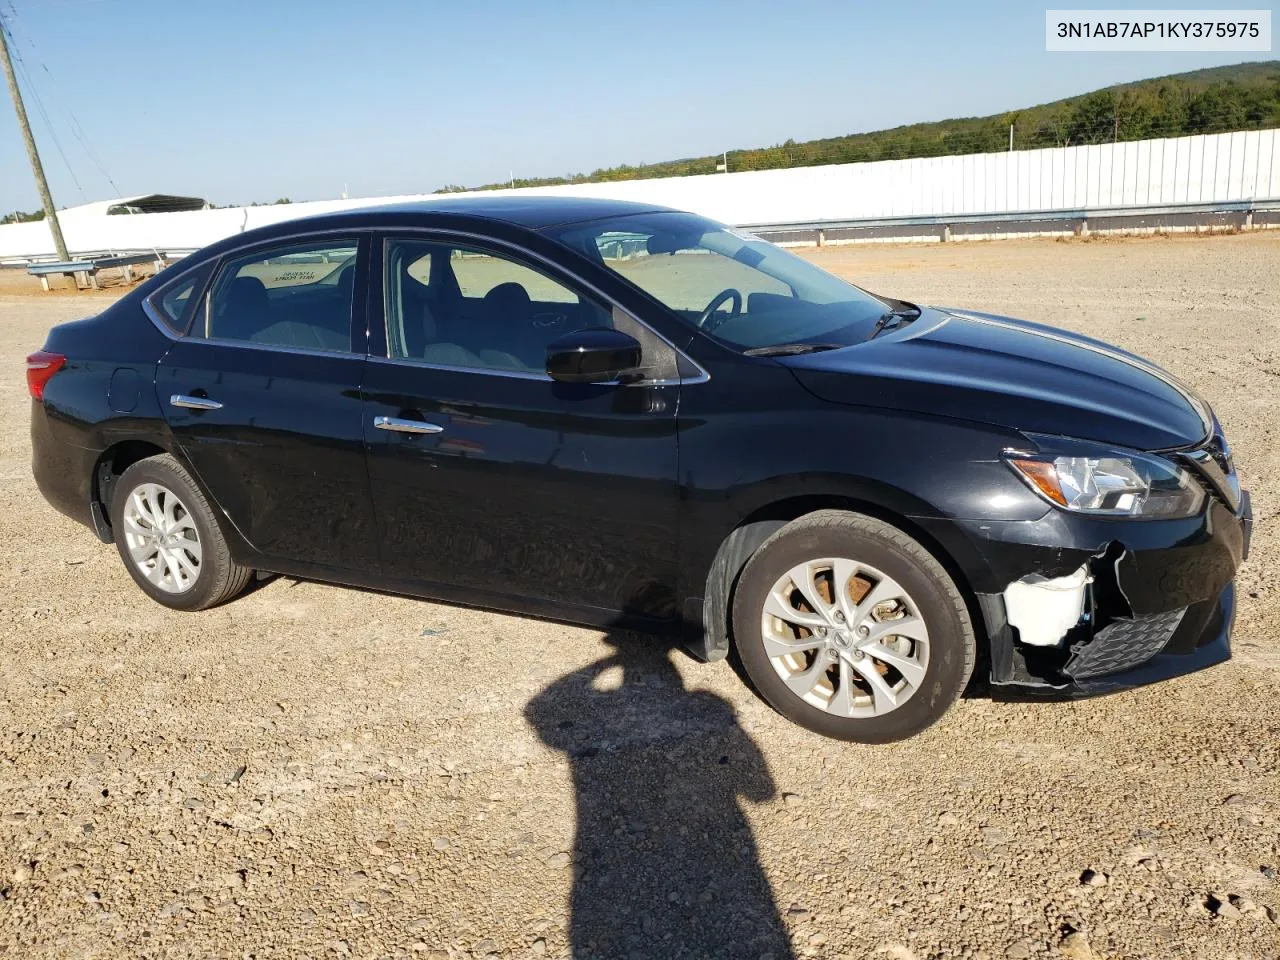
[109,454,252,611]
[732,510,975,742]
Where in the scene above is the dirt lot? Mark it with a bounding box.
[1,234,1278,960]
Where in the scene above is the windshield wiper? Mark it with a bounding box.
[867,302,922,340]
[744,342,846,358]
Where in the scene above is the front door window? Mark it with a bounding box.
[383,239,681,381]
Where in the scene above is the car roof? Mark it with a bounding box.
[159,195,691,277]
[317,195,675,231]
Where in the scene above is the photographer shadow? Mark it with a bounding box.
[525,629,796,960]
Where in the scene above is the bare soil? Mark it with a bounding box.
[0,263,154,298]
[1,233,1277,959]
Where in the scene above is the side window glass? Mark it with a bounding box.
[148,262,213,335]
[594,230,791,313]
[202,240,358,352]
[405,250,432,288]
[452,249,577,303]
[385,239,612,373]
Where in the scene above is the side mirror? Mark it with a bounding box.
[546,328,642,384]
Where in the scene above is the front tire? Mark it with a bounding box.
[109,454,252,611]
[732,510,975,742]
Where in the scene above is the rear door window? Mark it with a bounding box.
[199,240,359,352]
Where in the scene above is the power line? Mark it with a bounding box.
[0,8,69,256]
[4,3,122,202]
[7,1,120,195]
[0,15,83,199]
[32,52,119,194]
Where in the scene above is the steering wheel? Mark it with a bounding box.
[696,288,743,331]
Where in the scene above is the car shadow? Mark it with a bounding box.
[525,628,797,960]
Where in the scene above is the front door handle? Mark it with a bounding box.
[170,394,223,411]
[374,416,443,435]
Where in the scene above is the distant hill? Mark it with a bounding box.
[440,60,1280,193]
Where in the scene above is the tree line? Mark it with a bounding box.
[1,209,43,224]
[444,61,1280,192]
[5,63,1276,217]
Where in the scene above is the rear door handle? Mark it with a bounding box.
[374,416,443,435]
[170,394,223,411]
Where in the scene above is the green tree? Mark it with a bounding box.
[1,209,44,224]
[441,62,1280,191]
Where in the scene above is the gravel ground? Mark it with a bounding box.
[1,233,1277,960]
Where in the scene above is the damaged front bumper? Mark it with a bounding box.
[955,489,1252,697]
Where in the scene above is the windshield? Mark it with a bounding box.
[547,211,890,352]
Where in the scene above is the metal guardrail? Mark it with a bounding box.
[23,251,169,291]
[1,249,190,269]
[743,199,1280,244]
[26,253,161,274]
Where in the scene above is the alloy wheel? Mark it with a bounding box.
[121,482,202,594]
[760,557,930,717]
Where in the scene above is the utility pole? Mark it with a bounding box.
[0,16,70,260]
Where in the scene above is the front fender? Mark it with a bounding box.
[676,362,1044,660]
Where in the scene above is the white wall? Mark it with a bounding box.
[3,128,1278,260]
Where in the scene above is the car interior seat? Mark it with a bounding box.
[419,300,484,368]
[336,263,354,304]
[216,276,271,340]
[480,282,539,368]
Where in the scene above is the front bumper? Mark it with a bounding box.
[991,581,1234,698]
[943,489,1251,696]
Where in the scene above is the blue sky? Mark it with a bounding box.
[0,0,1273,212]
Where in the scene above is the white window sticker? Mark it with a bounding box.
[1046,9,1271,51]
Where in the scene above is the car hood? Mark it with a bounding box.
[782,308,1211,451]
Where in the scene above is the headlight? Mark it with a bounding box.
[1005,444,1205,519]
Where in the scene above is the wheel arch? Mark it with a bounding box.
[89,439,172,542]
[88,439,249,561]
[690,493,989,674]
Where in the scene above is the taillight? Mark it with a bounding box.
[26,351,66,401]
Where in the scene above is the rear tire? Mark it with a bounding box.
[732,510,974,742]
[109,454,252,611]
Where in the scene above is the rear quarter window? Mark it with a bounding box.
[146,262,214,335]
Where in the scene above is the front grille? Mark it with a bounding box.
[1065,608,1187,679]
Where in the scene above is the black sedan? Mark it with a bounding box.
[28,197,1251,742]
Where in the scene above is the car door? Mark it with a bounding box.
[155,234,379,571]
[362,234,689,621]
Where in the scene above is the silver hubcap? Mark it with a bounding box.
[122,482,202,594]
[761,558,929,718]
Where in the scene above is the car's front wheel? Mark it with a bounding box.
[732,510,975,742]
[109,454,252,611]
